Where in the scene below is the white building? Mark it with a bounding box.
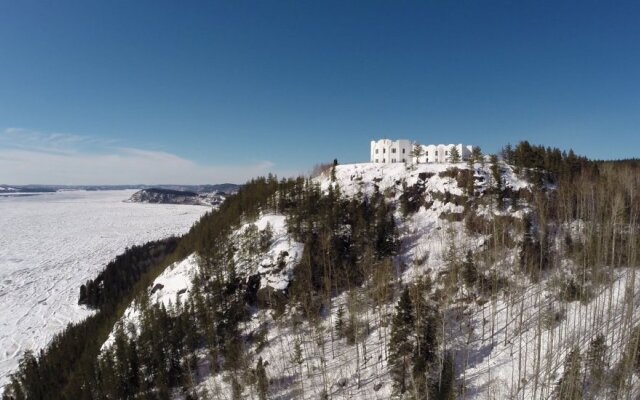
[370,139,473,164]
[370,139,413,164]
[418,143,474,163]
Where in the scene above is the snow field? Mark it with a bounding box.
[0,190,208,389]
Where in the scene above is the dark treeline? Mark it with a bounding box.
[286,179,398,303]
[502,140,593,184]
[79,238,179,309]
[507,141,640,279]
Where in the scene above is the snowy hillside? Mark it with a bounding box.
[102,254,202,351]
[190,162,639,399]
[100,162,537,398]
[20,159,639,400]
[102,213,303,351]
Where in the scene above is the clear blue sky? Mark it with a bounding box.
[0,1,638,184]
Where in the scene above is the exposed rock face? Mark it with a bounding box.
[127,188,226,207]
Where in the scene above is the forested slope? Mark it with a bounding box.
[4,142,640,400]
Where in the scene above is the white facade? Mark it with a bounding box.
[370,139,473,164]
[416,143,474,163]
[370,139,413,164]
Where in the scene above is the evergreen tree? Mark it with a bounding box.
[585,335,607,397]
[502,143,513,164]
[255,357,269,400]
[435,352,456,400]
[230,374,242,400]
[412,143,424,163]
[331,158,338,182]
[335,306,345,338]
[489,154,501,191]
[259,222,274,252]
[125,338,140,397]
[555,347,582,400]
[461,250,478,289]
[449,146,461,163]
[443,228,460,293]
[98,348,119,399]
[292,338,305,397]
[412,289,440,397]
[389,288,415,394]
[471,146,483,165]
[15,351,41,400]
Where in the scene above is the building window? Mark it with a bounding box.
[392,148,397,153]
[375,149,379,154]
[383,148,386,154]
[383,158,386,163]
[435,151,438,156]
[402,158,406,162]
[392,158,396,163]
[445,151,449,155]
[402,148,406,154]
[375,159,379,163]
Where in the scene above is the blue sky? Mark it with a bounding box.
[1,1,639,184]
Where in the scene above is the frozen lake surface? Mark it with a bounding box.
[0,190,208,389]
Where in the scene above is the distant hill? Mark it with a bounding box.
[126,188,229,207]
[0,185,57,193]
[0,183,240,194]
[151,183,240,193]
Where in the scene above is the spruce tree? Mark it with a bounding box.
[331,158,338,182]
[259,222,274,252]
[255,357,269,400]
[412,143,424,163]
[126,338,140,397]
[471,146,483,165]
[449,146,461,163]
[489,154,501,191]
[435,352,456,400]
[412,290,440,397]
[585,335,607,397]
[462,250,478,289]
[335,306,345,338]
[389,288,415,394]
[555,347,583,400]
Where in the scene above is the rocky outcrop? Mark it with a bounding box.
[127,188,226,207]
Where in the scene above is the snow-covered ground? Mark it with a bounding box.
[461,268,640,399]
[0,190,208,389]
[317,162,527,198]
[233,214,304,291]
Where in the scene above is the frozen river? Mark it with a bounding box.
[0,190,208,389]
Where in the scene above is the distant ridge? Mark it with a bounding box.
[126,187,234,207]
[0,183,240,194]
